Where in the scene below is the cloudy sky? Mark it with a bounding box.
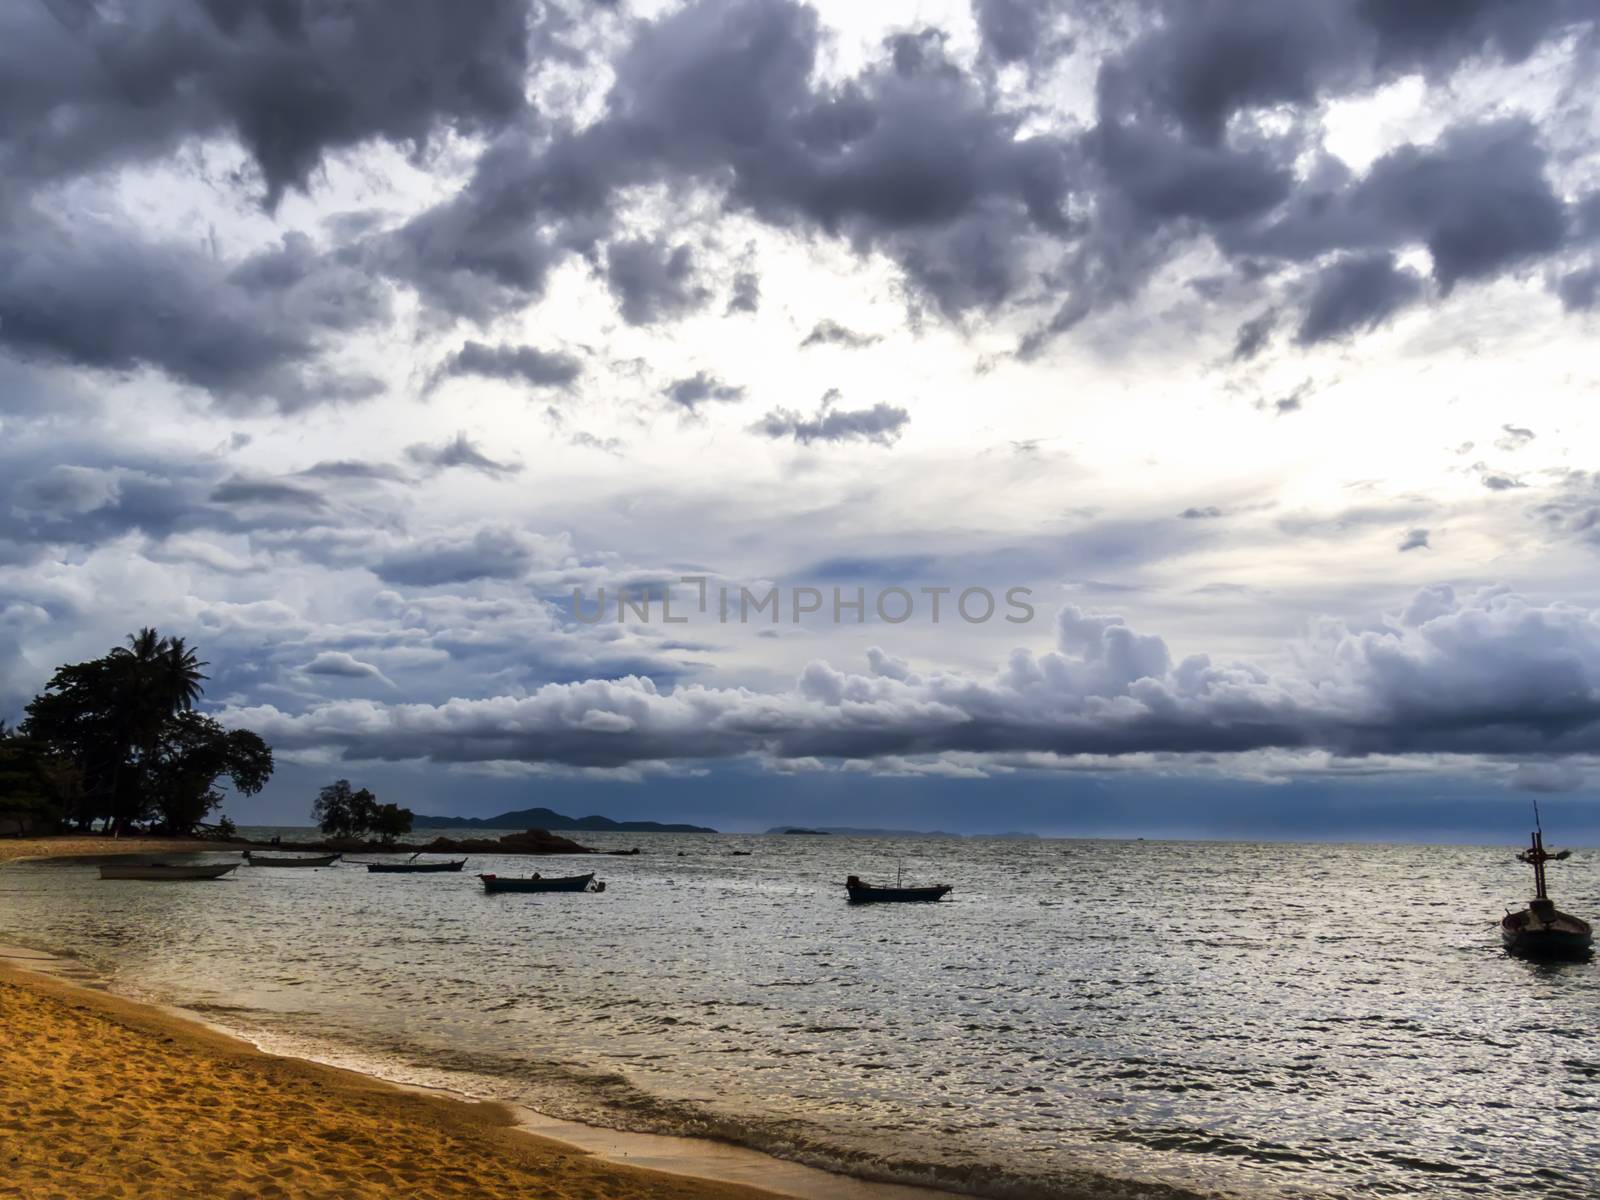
[4,0,1600,837]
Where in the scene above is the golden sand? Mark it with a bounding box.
[0,965,773,1200]
[0,838,774,1199]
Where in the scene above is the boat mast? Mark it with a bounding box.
[1518,799,1554,901]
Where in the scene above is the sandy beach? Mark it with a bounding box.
[0,959,776,1200]
[0,839,775,1200]
[0,835,248,867]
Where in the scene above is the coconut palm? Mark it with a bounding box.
[158,636,208,712]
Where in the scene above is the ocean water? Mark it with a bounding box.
[2,833,1596,1200]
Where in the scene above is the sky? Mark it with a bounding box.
[4,0,1600,839]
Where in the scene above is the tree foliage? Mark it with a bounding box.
[312,780,412,842]
[13,629,272,834]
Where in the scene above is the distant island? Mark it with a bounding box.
[415,805,716,834]
[765,826,1041,838]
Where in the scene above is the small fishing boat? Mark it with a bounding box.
[99,863,238,881]
[1502,822,1592,960]
[243,850,342,868]
[845,872,951,904]
[478,871,602,894]
[366,858,467,874]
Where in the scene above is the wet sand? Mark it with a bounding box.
[0,835,246,866]
[0,839,947,1200]
[0,961,777,1200]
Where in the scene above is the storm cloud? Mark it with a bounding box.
[220,588,1600,771]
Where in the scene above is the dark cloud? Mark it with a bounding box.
[223,588,1600,770]
[664,371,745,412]
[1355,121,1567,290]
[5,0,1594,377]
[1179,506,1224,519]
[0,219,387,410]
[1,0,535,207]
[434,341,582,391]
[1533,471,1600,549]
[972,0,1078,66]
[211,476,326,508]
[1296,252,1424,343]
[1241,121,1570,293]
[296,460,410,483]
[380,0,1076,323]
[1556,266,1600,311]
[754,391,909,446]
[1231,311,1276,361]
[404,433,521,477]
[372,527,539,586]
[727,271,761,314]
[1398,528,1430,552]
[1092,121,1292,224]
[1479,470,1525,491]
[0,437,343,557]
[800,320,882,349]
[604,238,712,325]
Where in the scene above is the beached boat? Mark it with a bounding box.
[845,873,951,903]
[1502,827,1592,959]
[366,858,467,873]
[478,872,602,894]
[99,863,238,881]
[243,850,342,868]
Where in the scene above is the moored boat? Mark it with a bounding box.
[845,873,951,903]
[478,871,601,894]
[243,850,342,868]
[366,858,467,873]
[99,863,238,881]
[1501,826,1592,960]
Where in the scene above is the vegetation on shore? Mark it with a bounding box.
[312,778,413,842]
[0,629,272,836]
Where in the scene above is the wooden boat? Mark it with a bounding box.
[845,873,951,904]
[99,863,238,881]
[243,850,342,868]
[366,858,467,873]
[478,872,601,894]
[1502,827,1592,959]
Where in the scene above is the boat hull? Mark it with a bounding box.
[99,864,238,881]
[479,872,596,894]
[366,860,466,873]
[846,883,952,904]
[1501,908,1593,959]
[244,852,341,868]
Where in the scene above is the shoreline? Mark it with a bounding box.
[0,840,963,1200]
[0,834,250,866]
[0,950,780,1200]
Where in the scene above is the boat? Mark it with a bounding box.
[478,871,602,894]
[242,850,342,868]
[366,858,467,873]
[1501,821,1592,960]
[845,872,951,904]
[99,863,238,881]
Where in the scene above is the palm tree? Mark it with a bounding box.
[158,636,208,712]
[99,628,206,832]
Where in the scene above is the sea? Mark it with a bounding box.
[2,832,1596,1200]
